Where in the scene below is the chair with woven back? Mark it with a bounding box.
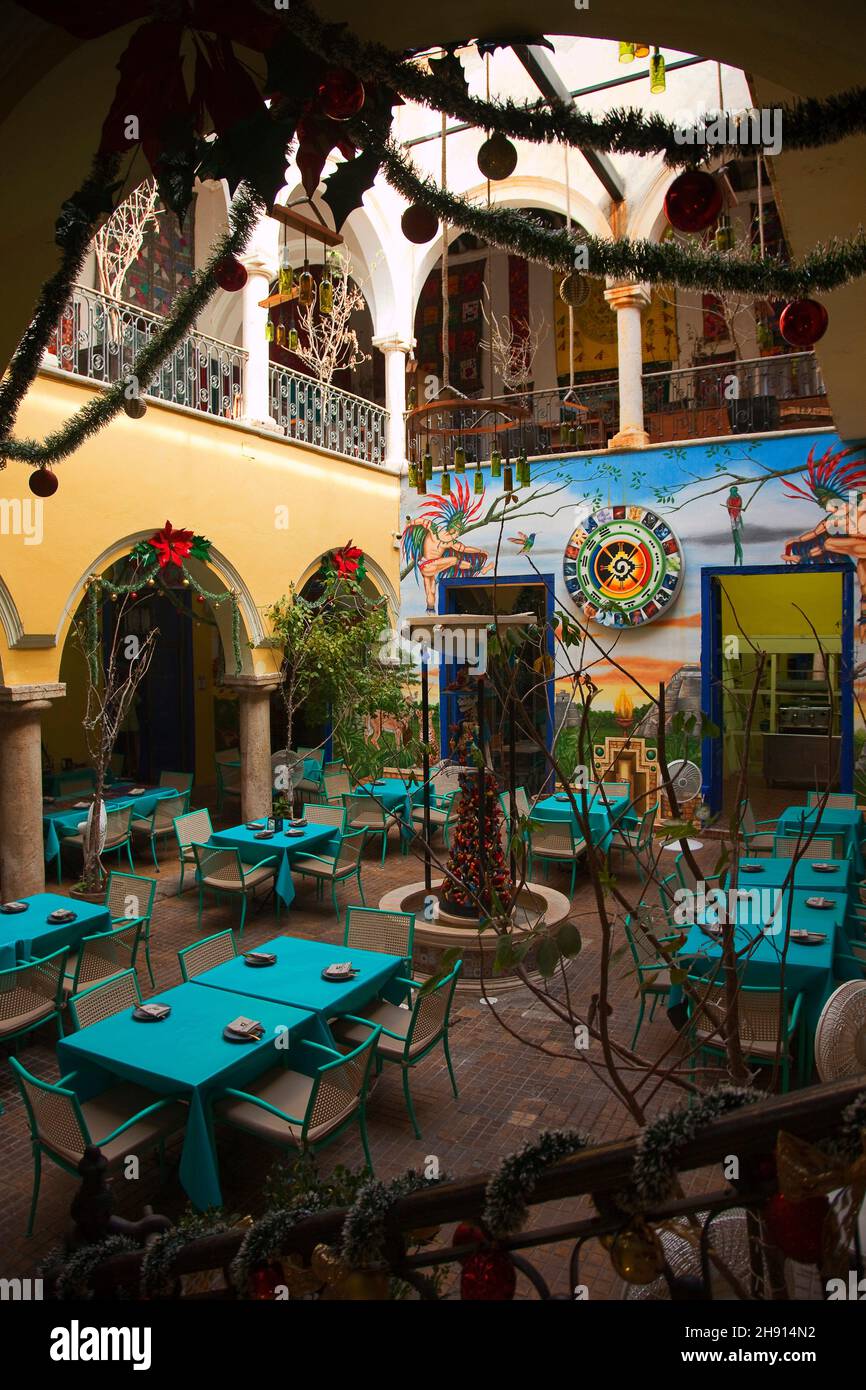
[178,929,238,982]
[773,835,842,860]
[292,827,367,920]
[323,771,351,802]
[191,842,278,936]
[159,771,194,795]
[304,802,346,835]
[610,802,659,879]
[131,791,190,870]
[343,794,398,864]
[594,780,630,800]
[334,960,462,1139]
[69,967,142,1030]
[11,1051,186,1235]
[212,1027,381,1172]
[623,913,682,1048]
[411,787,459,845]
[296,747,325,801]
[527,819,587,897]
[686,974,805,1092]
[172,808,214,896]
[104,870,157,986]
[323,759,344,776]
[215,750,241,814]
[806,792,856,810]
[738,798,777,855]
[62,921,143,1004]
[344,906,414,961]
[0,946,68,1047]
[62,804,135,873]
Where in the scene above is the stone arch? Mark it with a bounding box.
[295,549,399,621]
[0,569,23,663]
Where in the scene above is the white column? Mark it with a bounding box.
[239,255,277,428]
[604,282,651,449]
[373,334,414,468]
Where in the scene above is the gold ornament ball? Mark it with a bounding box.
[311,1243,349,1286]
[477,131,518,181]
[609,1225,665,1285]
[559,271,590,308]
[329,1269,390,1300]
[123,395,147,420]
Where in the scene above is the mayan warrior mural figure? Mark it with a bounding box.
[401,479,491,612]
[782,443,866,637]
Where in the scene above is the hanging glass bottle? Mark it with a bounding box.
[618,42,635,63]
[275,320,286,347]
[649,48,666,94]
[423,451,433,480]
[408,460,418,488]
[265,316,275,343]
[319,273,334,315]
[408,385,417,408]
[473,465,484,495]
[503,463,514,493]
[454,446,466,473]
[288,325,299,352]
[566,425,576,446]
[298,260,315,308]
[576,425,586,447]
[633,43,650,58]
[517,451,530,486]
[490,449,502,478]
[441,468,451,495]
[278,246,294,296]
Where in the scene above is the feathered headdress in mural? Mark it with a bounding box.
[401,478,487,584]
[783,443,866,507]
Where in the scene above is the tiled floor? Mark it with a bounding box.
[0,816,741,1299]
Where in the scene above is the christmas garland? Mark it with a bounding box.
[50,1234,138,1301]
[628,1085,760,1208]
[140,1214,232,1299]
[287,0,866,168]
[368,131,866,297]
[230,1198,328,1296]
[1,182,263,471]
[482,1128,592,1238]
[340,1170,444,1268]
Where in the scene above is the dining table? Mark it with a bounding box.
[190,933,408,1033]
[56,981,320,1210]
[775,804,865,875]
[348,778,424,843]
[207,818,341,907]
[42,784,181,867]
[0,893,111,971]
[530,791,631,852]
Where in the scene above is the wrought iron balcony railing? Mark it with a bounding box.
[269,362,388,466]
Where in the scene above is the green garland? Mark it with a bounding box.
[2,182,263,471]
[51,1234,138,1301]
[628,1085,759,1208]
[340,1170,444,1268]
[368,132,866,297]
[140,1213,232,1299]
[230,1198,328,1296]
[482,1128,592,1238]
[288,0,866,168]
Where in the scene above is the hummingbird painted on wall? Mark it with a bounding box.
[508,531,536,554]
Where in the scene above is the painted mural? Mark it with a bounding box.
[399,430,866,726]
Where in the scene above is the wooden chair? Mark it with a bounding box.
[172,808,214,895]
[69,968,142,1030]
[527,819,586,897]
[292,827,366,920]
[344,906,414,960]
[11,1053,186,1235]
[687,975,805,1091]
[191,843,278,936]
[0,946,68,1047]
[334,960,462,1139]
[178,929,238,982]
[213,1028,381,1172]
[131,791,190,870]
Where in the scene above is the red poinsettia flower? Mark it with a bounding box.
[148,520,195,568]
[332,540,364,577]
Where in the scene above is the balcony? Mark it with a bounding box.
[48,284,389,467]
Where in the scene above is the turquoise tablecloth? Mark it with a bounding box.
[776,805,864,875]
[531,793,631,851]
[42,768,97,797]
[191,934,407,1022]
[42,786,180,865]
[736,857,858,932]
[0,893,111,971]
[677,887,861,1037]
[56,982,320,1210]
[208,821,340,907]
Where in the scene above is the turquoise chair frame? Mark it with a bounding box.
[686,976,805,1092]
[527,820,584,898]
[340,960,462,1139]
[623,913,682,1048]
[214,1029,382,1172]
[131,791,190,870]
[105,869,157,986]
[172,807,214,896]
[610,801,659,878]
[191,842,280,937]
[178,929,239,982]
[10,1055,184,1236]
[0,944,68,1046]
[293,827,366,920]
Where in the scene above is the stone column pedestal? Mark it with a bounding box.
[222,674,281,821]
[0,684,65,899]
[239,255,277,429]
[604,283,651,449]
[373,334,414,468]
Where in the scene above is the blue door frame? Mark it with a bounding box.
[439,573,556,764]
[700,563,854,814]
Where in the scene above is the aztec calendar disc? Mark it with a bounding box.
[563,504,685,627]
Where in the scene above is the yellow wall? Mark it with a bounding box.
[719,571,843,642]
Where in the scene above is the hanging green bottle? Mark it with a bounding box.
[278,248,293,296]
[473,466,484,495]
[288,326,299,351]
[576,425,585,447]
[319,276,334,315]
[408,461,418,488]
[490,449,502,478]
[503,464,514,493]
[566,426,576,446]
[265,317,274,343]
[454,447,466,473]
[423,452,433,480]
[417,467,427,494]
[408,386,417,408]
[298,261,315,308]
[441,470,451,495]
[517,451,529,486]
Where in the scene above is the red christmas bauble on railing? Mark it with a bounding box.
[778,299,829,348]
[663,170,723,233]
[214,255,248,292]
[401,204,440,244]
[762,1193,828,1264]
[318,67,366,120]
[29,467,58,497]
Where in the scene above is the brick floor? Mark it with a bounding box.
[0,816,736,1300]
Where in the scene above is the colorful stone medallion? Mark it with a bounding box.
[563,504,685,626]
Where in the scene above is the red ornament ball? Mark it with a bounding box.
[762,1193,828,1264]
[663,170,723,233]
[401,204,440,244]
[778,299,829,348]
[248,1261,284,1299]
[460,1251,517,1300]
[452,1222,485,1259]
[29,468,58,497]
[318,67,366,121]
[214,255,248,293]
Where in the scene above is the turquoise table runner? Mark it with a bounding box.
[674,887,860,1037]
[776,805,864,875]
[0,893,110,971]
[191,934,406,1023]
[42,786,179,865]
[57,982,319,1210]
[208,821,339,907]
[531,793,631,852]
